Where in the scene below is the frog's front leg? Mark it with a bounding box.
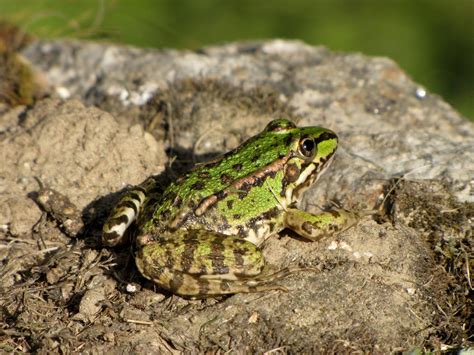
[284,207,360,241]
[102,177,159,246]
[135,230,288,297]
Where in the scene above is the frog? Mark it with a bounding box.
[102,118,360,297]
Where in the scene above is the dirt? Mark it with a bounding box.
[0,38,473,353]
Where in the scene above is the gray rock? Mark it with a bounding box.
[24,39,473,202]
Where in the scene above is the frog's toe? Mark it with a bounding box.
[176,275,289,297]
[254,266,318,282]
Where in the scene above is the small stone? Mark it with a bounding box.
[339,242,352,251]
[56,86,71,99]
[415,87,427,99]
[248,312,259,324]
[126,283,139,293]
[77,288,106,321]
[103,332,115,343]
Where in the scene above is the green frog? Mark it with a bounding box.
[102,118,360,297]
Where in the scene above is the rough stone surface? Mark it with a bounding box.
[0,39,472,353]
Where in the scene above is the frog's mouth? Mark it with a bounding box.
[286,151,336,204]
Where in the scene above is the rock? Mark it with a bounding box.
[76,288,106,322]
[0,98,166,237]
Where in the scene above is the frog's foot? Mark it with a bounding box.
[284,207,364,241]
[176,272,290,297]
[134,231,303,297]
[253,266,318,282]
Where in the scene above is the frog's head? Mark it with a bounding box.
[263,118,338,203]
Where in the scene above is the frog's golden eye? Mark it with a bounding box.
[298,138,316,158]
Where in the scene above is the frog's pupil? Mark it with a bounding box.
[300,139,315,157]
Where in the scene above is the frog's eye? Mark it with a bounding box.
[298,138,316,158]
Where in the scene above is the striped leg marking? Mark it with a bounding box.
[102,186,147,246]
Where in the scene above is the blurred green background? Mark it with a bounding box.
[1,0,472,119]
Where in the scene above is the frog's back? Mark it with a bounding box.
[142,128,295,238]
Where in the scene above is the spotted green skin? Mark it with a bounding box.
[103,118,359,297]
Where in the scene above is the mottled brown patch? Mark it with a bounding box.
[172,197,183,208]
[198,277,210,295]
[161,209,171,220]
[169,210,190,229]
[268,222,276,233]
[254,177,264,187]
[136,232,155,246]
[180,236,199,272]
[302,221,314,235]
[328,210,341,218]
[220,173,233,185]
[198,171,211,178]
[240,182,253,192]
[211,239,230,275]
[192,181,205,190]
[220,281,230,291]
[227,200,234,210]
[169,273,184,291]
[165,249,175,269]
[259,207,280,221]
[233,214,241,220]
[285,163,300,183]
[238,191,248,200]
[145,261,164,281]
[232,163,243,171]
[233,247,245,269]
[280,177,288,197]
[217,215,231,233]
[199,262,208,275]
[236,225,246,237]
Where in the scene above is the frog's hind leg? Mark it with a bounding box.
[102,177,157,246]
[135,231,297,297]
[190,266,316,297]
